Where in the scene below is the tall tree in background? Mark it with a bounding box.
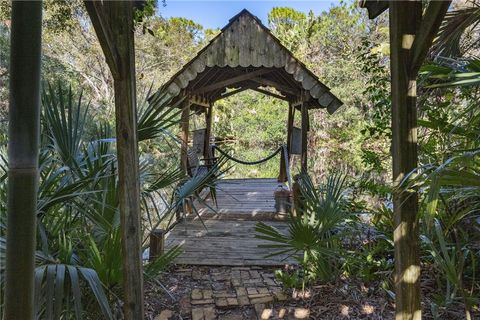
[4,1,43,319]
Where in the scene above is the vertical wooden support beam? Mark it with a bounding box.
[204,103,213,160]
[4,2,42,319]
[84,2,144,318]
[278,151,287,182]
[279,102,294,182]
[300,101,308,172]
[180,101,190,174]
[389,2,422,319]
[286,102,294,161]
[292,174,304,217]
[111,3,144,319]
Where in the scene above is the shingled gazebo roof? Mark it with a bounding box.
[162,9,343,113]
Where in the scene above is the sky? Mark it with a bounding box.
[158,1,340,30]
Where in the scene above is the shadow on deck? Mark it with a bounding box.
[165,178,297,266]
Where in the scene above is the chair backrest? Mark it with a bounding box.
[187,148,199,176]
[192,128,206,154]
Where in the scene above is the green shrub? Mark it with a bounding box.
[256,173,349,287]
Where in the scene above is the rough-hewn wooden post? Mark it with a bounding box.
[111,3,144,319]
[149,229,165,262]
[300,101,308,172]
[84,2,143,318]
[278,151,287,182]
[286,102,294,161]
[389,2,422,319]
[204,103,213,160]
[4,2,42,319]
[180,101,190,174]
[360,1,450,318]
[279,102,294,182]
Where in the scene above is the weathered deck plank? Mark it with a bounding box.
[165,220,297,266]
[195,178,287,220]
[165,178,297,266]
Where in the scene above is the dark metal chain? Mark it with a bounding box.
[213,145,283,165]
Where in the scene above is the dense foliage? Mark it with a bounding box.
[0,83,224,318]
[1,0,479,319]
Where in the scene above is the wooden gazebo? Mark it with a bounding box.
[159,10,342,174]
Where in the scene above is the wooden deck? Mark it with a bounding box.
[196,178,287,220]
[165,178,297,266]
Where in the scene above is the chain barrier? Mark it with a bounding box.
[212,145,283,166]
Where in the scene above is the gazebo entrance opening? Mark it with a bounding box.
[202,90,290,180]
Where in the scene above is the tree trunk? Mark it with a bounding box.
[389,1,422,319]
[5,1,43,319]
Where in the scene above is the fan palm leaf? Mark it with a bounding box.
[432,5,480,57]
[137,86,184,142]
[256,172,349,281]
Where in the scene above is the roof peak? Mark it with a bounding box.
[228,9,262,25]
[161,9,343,114]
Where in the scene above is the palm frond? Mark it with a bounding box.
[137,86,184,142]
[422,59,480,88]
[42,83,89,170]
[404,150,480,229]
[144,245,183,279]
[33,260,113,320]
[432,6,480,57]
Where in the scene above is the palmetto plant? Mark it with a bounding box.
[256,173,349,284]
[421,220,477,320]
[406,47,480,318]
[0,83,217,319]
[414,55,480,227]
[404,149,479,319]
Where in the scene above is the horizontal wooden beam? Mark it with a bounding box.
[251,87,289,101]
[410,0,451,76]
[359,0,389,19]
[215,85,255,101]
[192,69,272,94]
[251,77,298,96]
[213,81,291,102]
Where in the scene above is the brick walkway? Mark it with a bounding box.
[150,266,307,320]
[148,264,398,320]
